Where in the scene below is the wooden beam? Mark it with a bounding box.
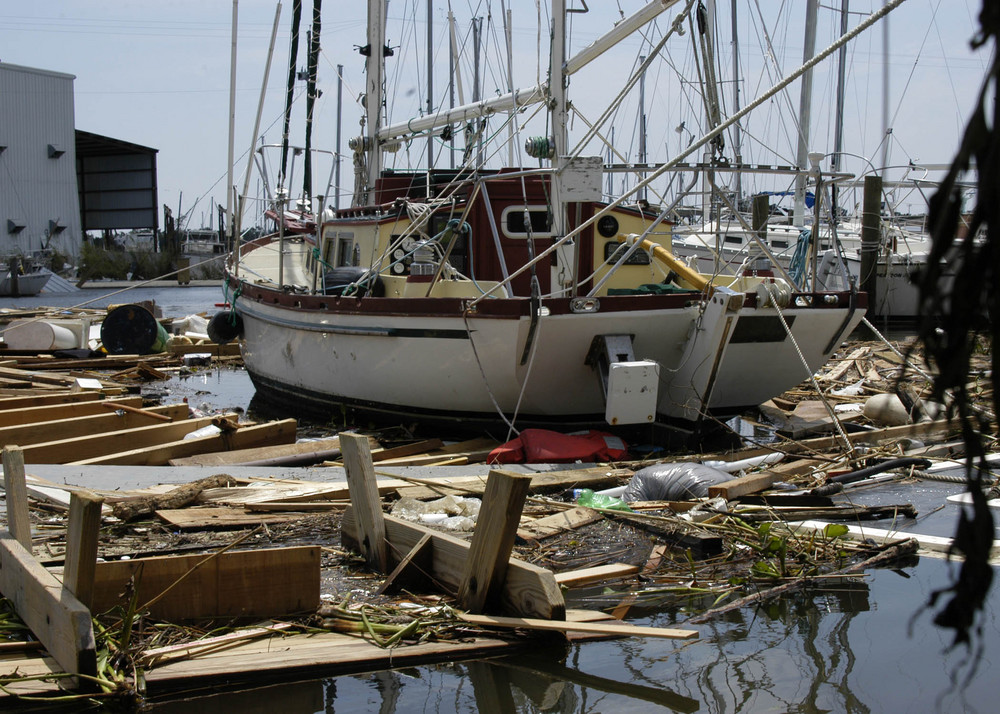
[457,613,698,640]
[0,405,187,447]
[61,490,104,610]
[340,433,387,573]
[69,420,298,466]
[19,414,240,464]
[111,474,235,522]
[2,446,31,550]
[553,563,640,588]
[0,530,96,680]
[707,471,783,500]
[0,397,142,427]
[459,470,532,613]
[517,506,602,542]
[169,436,347,467]
[0,391,101,411]
[393,466,625,500]
[343,508,565,620]
[85,546,320,621]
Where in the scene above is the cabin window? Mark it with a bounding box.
[336,233,355,267]
[772,240,788,249]
[724,236,743,245]
[500,206,554,239]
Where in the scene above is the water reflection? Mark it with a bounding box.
[143,560,997,713]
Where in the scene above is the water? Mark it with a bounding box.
[8,285,999,712]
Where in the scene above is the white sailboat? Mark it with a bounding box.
[217,0,879,440]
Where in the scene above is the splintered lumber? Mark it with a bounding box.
[370,438,445,462]
[153,507,303,530]
[707,471,783,500]
[61,490,103,609]
[517,506,603,541]
[343,508,565,620]
[393,466,626,500]
[457,613,698,641]
[0,404,188,447]
[818,345,869,382]
[85,546,320,620]
[2,447,32,550]
[112,474,236,522]
[70,419,298,466]
[553,563,640,588]
[0,530,96,681]
[458,470,533,613]
[18,414,240,464]
[0,391,102,411]
[139,623,297,666]
[341,432,388,573]
[373,437,500,466]
[0,396,143,427]
[169,436,349,467]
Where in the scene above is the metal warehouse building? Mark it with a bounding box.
[0,62,158,262]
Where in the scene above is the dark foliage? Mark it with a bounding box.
[917,3,999,647]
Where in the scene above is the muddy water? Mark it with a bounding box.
[9,286,999,712]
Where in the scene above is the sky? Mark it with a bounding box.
[1,1,990,229]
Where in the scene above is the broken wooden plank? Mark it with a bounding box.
[457,613,698,640]
[818,346,868,382]
[0,391,102,410]
[70,419,298,466]
[341,432,388,573]
[169,436,348,467]
[2,446,31,550]
[459,470,532,613]
[516,506,602,541]
[707,471,783,500]
[370,439,445,462]
[553,563,640,588]
[153,506,303,530]
[61,490,103,610]
[393,466,625,500]
[98,400,174,421]
[0,404,187,447]
[18,413,240,464]
[0,530,96,680]
[343,508,565,620]
[85,546,320,620]
[139,623,297,666]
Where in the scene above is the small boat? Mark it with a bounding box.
[0,256,52,297]
[218,0,872,440]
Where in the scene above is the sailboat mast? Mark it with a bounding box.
[793,0,819,228]
[427,0,434,174]
[549,0,568,239]
[730,0,742,202]
[361,0,387,205]
[832,0,849,222]
[226,0,238,254]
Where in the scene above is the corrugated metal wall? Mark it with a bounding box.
[0,63,82,259]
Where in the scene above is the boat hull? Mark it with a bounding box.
[232,279,865,430]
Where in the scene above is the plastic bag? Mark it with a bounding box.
[575,488,632,512]
[623,462,732,502]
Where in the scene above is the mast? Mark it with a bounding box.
[793,0,819,227]
[832,0,849,224]
[427,0,434,174]
[638,55,647,203]
[359,0,387,205]
[225,0,238,254]
[335,63,343,209]
[730,0,742,202]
